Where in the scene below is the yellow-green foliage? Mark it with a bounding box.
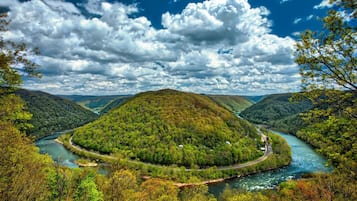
[73,89,262,167]
[208,95,253,113]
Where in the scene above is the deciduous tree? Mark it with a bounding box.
[139,178,179,201]
[103,170,138,201]
[294,0,357,197]
[0,13,54,200]
[295,0,356,92]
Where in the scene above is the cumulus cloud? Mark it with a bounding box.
[162,0,271,45]
[5,0,300,95]
[42,0,81,14]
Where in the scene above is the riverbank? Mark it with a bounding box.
[66,134,273,172]
[208,131,332,195]
[54,139,63,145]
[175,164,291,188]
[64,128,273,172]
[36,128,332,195]
[57,130,291,184]
[74,159,98,167]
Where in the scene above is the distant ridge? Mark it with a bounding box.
[59,94,131,114]
[243,95,266,103]
[240,93,312,134]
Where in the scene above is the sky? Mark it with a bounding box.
[1,0,332,95]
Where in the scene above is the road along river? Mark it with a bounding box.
[36,130,331,195]
[208,131,332,195]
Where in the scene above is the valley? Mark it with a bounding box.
[34,89,290,183]
[6,87,355,200]
[1,0,355,200]
[36,121,330,194]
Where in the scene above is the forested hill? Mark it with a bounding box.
[99,95,132,114]
[16,89,98,139]
[240,93,312,134]
[207,95,254,113]
[59,95,131,114]
[73,89,263,167]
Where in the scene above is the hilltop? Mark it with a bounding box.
[240,93,312,134]
[61,94,251,115]
[16,89,98,139]
[72,89,263,167]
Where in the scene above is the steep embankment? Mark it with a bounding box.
[240,93,312,133]
[72,89,264,168]
[17,89,98,139]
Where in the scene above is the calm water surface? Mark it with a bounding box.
[36,130,331,196]
[36,131,79,168]
[208,131,332,195]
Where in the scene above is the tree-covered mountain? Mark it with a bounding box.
[207,95,254,113]
[240,93,312,134]
[72,89,263,168]
[16,89,98,139]
[99,95,132,114]
[59,95,130,114]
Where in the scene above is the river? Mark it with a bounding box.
[36,130,331,196]
[208,131,332,195]
[36,131,79,168]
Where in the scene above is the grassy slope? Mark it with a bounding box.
[207,95,254,113]
[240,93,312,134]
[17,89,98,139]
[73,89,263,167]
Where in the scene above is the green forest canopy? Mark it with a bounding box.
[207,95,254,113]
[16,89,98,139]
[72,89,264,168]
[240,93,312,134]
[60,94,131,114]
